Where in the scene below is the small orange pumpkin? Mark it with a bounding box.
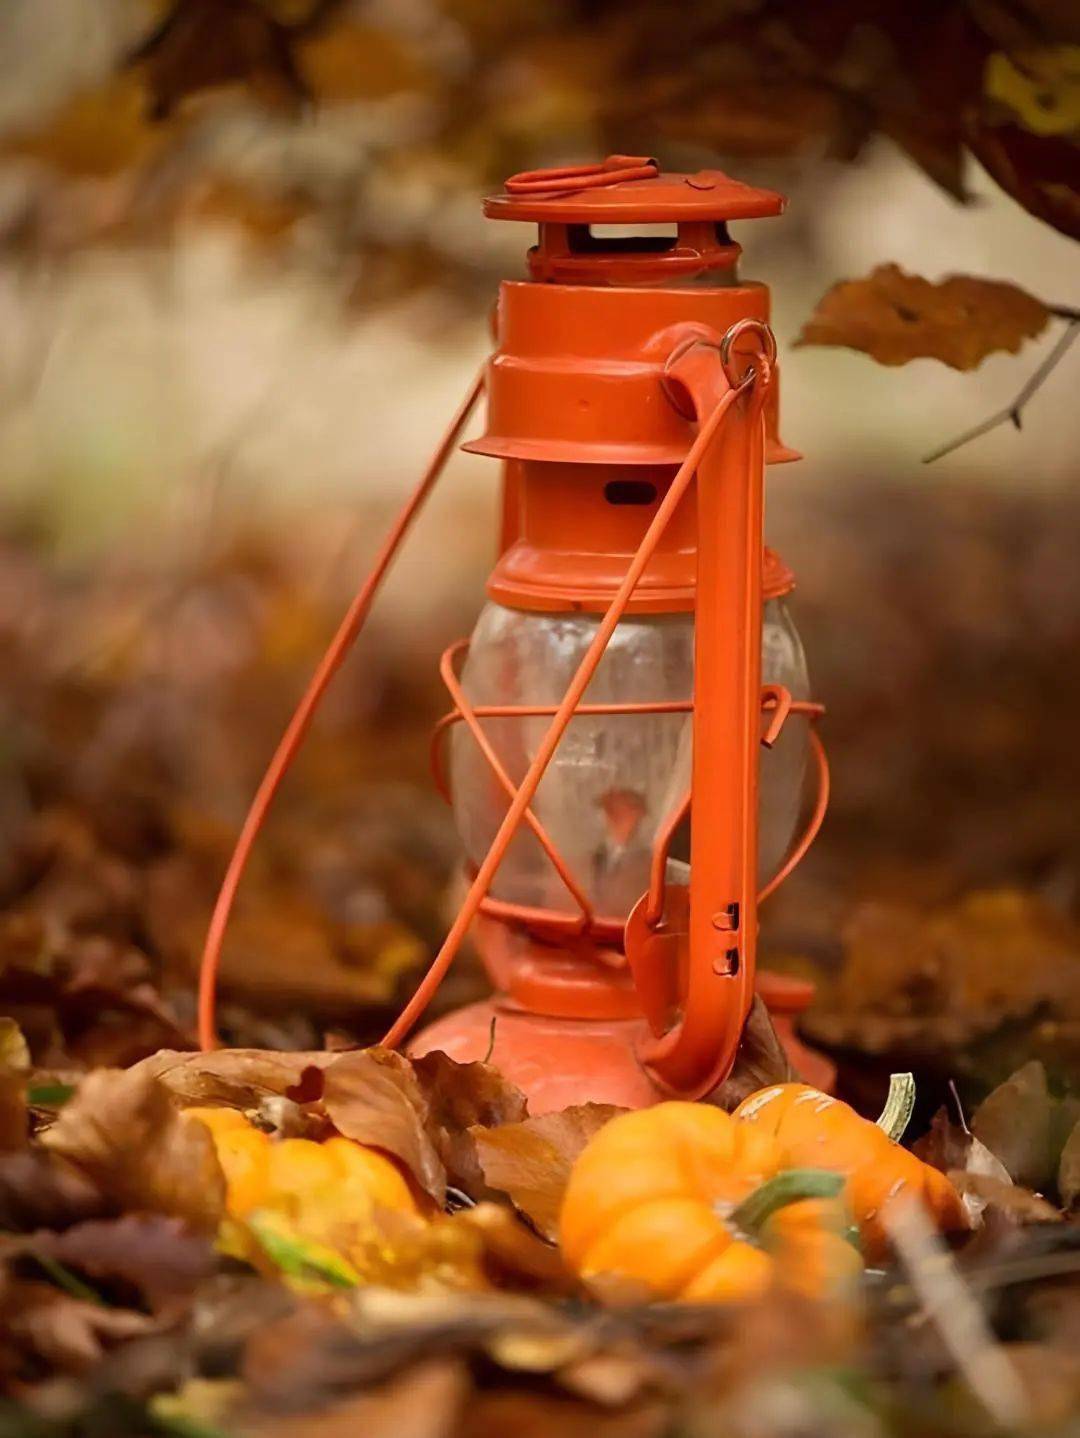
[733,1076,967,1259]
[183,1106,424,1227]
[559,1102,861,1303]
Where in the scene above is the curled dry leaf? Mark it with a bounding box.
[321,1048,446,1202]
[915,1103,1016,1227]
[471,1104,624,1242]
[949,1171,1062,1226]
[320,1047,528,1206]
[411,1049,527,1196]
[41,1068,225,1232]
[797,264,1050,370]
[133,1047,337,1109]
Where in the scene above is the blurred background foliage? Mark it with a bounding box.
[0,0,1078,1095]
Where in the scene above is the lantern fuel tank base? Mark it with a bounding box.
[409,1000,664,1113]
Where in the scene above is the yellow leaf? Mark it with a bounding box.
[986,47,1080,138]
[4,74,164,177]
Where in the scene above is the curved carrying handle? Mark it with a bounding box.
[637,322,776,1097]
[196,363,487,1051]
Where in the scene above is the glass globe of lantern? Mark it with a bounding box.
[449,588,810,922]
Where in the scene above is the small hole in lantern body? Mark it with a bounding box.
[604,479,658,506]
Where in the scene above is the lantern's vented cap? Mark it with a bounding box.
[485,156,785,224]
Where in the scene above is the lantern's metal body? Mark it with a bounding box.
[198,157,833,1110]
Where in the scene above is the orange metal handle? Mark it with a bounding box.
[640,324,775,1097]
[504,155,658,195]
[196,363,487,1051]
[758,727,830,905]
[643,697,827,927]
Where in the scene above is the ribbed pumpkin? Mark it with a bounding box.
[732,1078,967,1259]
[559,1102,862,1303]
[183,1106,424,1231]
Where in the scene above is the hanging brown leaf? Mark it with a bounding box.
[797,264,1051,370]
[41,1068,225,1232]
[471,1105,622,1242]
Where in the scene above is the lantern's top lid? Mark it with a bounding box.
[484,155,785,225]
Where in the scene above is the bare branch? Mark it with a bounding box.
[924,316,1080,464]
[883,1199,1029,1428]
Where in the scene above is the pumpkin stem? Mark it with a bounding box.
[875,1072,916,1143]
[729,1168,844,1235]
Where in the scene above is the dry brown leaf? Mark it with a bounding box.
[319,1048,528,1206]
[972,1060,1057,1190]
[411,1049,528,1196]
[706,995,794,1110]
[915,1105,1012,1187]
[797,264,1051,370]
[454,1202,577,1294]
[1058,1118,1080,1210]
[321,1048,446,1202]
[133,1047,337,1109]
[949,1170,1062,1224]
[0,1018,29,1152]
[41,1068,225,1232]
[471,1105,622,1242]
[238,1358,469,1438]
[2,1279,160,1375]
[806,890,1080,1057]
[6,1214,215,1311]
[0,1149,106,1232]
[130,0,311,118]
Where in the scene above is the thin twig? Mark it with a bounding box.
[948,1078,970,1134]
[883,1199,1029,1428]
[924,317,1080,464]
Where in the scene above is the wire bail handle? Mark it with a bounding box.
[504,155,659,196]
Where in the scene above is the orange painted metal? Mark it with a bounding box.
[198,158,833,1107]
[410,162,833,1103]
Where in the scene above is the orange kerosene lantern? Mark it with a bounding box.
[198,156,833,1112]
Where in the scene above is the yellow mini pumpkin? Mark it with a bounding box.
[559,1101,861,1303]
[733,1077,968,1260]
[183,1106,424,1236]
